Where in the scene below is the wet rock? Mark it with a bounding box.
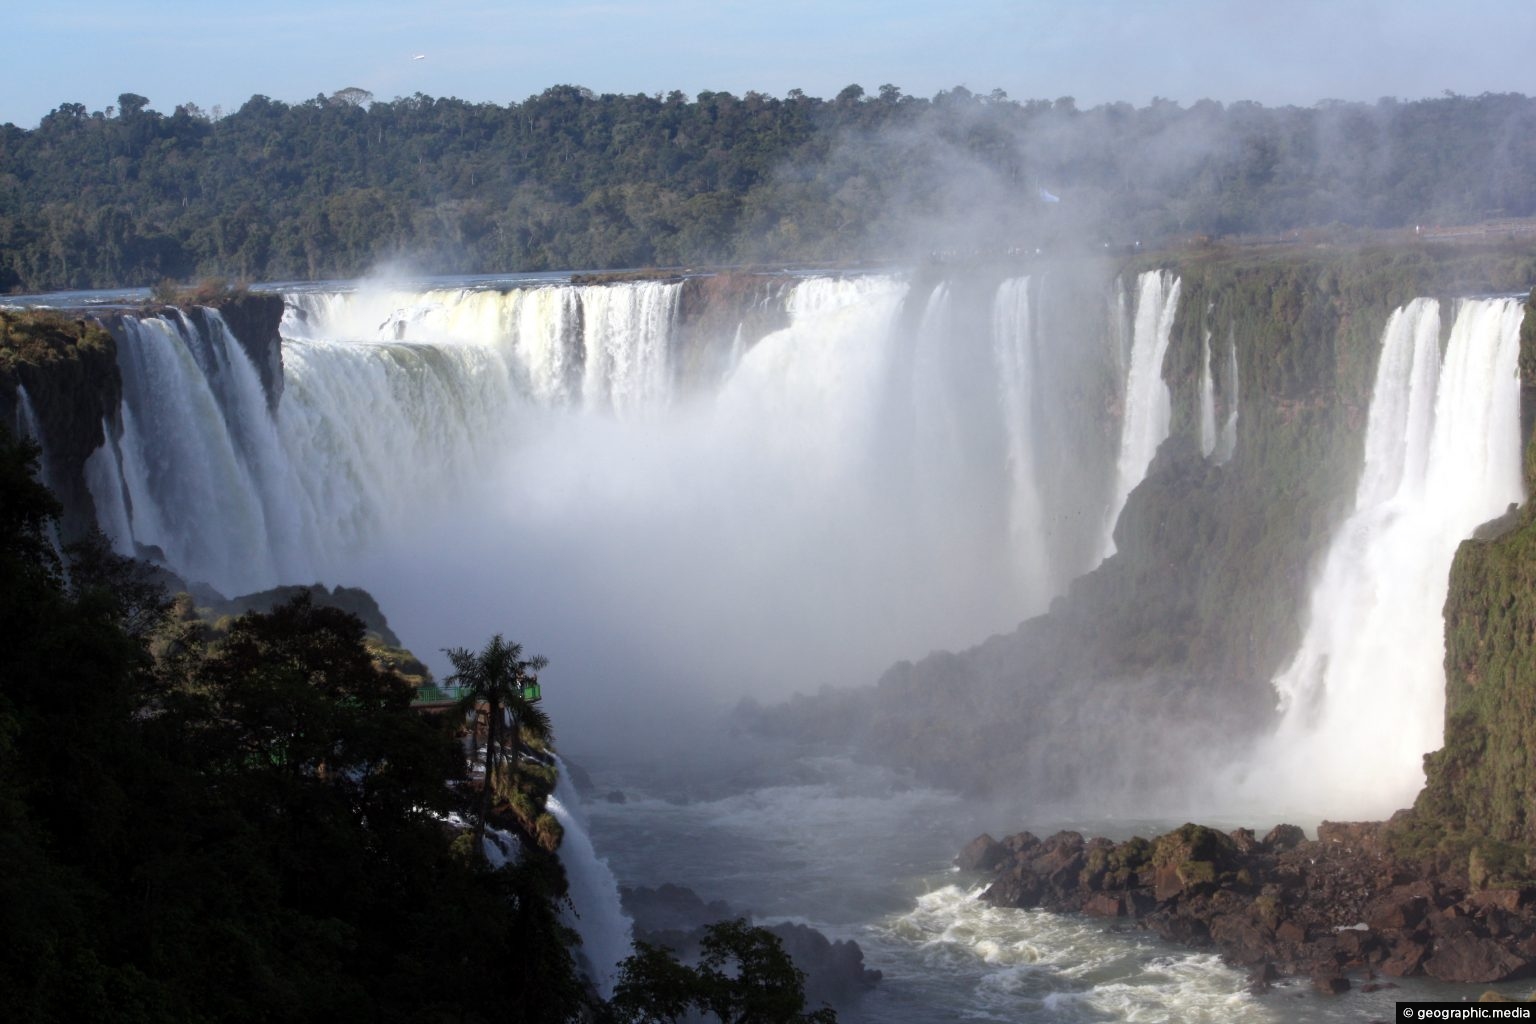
[969,817,1536,987]
[1262,824,1306,851]
[956,833,1007,872]
[1247,962,1279,994]
[1423,933,1532,984]
[765,921,882,1007]
[620,884,882,1009]
[1380,937,1431,977]
[1082,892,1125,918]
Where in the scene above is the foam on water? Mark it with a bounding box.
[874,885,1263,1023]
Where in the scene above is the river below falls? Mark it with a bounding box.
[569,745,1527,1022]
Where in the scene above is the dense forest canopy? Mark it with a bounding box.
[2,85,1534,292]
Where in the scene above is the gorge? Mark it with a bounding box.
[6,238,1536,1017]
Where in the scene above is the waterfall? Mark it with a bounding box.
[549,758,634,999]
[1251,297,1524,818]
[1215,336,1238,465]
[14,385,50,480]
[14,385,65,560]
[1101,271,1181,557]
[105,309,308,594]
[991,277,1052,609]
[578,281,680,417]
[1198,330,1217,458]
[83,418,135,554]
[88,273,1124,746]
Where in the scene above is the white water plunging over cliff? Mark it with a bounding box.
[87,273,1127,742]
[1247,297,1525,819]
[1216,337,1239,465]
[1101,271,1181,558]
[549,758,634,999]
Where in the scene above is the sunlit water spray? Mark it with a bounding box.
[90,274,1137,749]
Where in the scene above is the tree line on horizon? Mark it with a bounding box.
[1,85,1534,292]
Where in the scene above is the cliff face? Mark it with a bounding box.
[1413,288,1536,850]
[674,272,793,393]
[0,310,121,540]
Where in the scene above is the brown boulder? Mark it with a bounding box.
[1083,892,1125,918]
[956,834,1008,872]
[1263,824,1307,851]
[1465,889,1527,914]
[1229,828,1260,854]
[1423,933,1532,983]
[1364,888,1428,931]
[1317,820,1389,856]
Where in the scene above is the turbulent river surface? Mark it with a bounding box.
[572,744,1519,1023]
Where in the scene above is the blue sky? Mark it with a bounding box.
[5,0,1534,127]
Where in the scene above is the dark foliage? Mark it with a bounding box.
[611,919,837,1024]
[0,425,587,1022]
[3,87,1536,291]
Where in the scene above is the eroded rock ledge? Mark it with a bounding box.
[961,820,1536,991]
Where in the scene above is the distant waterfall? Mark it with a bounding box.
[1198,330,1217,458]
[1215,338,1238,465]
[992,278,1052,608]
[1101,271,1181,557]
[14,385,65,560]
[83,417,134,554]
[94,309,310,592]
[1255,297,1524,818]
[284,281,681,415]
[549,759,634,999]
[13,385,50,483]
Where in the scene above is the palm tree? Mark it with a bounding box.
[443,634,551,861]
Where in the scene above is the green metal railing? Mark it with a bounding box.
[411,683,542,706]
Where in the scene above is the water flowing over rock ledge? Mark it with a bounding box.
[960,819,1536,991]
